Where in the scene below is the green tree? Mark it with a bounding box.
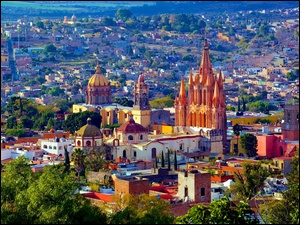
[19,164,106,224]
[229,162,269,201]
[239,133,258,157]
[174,150,178,171]
[116,9,132,21]
[161,151,165,168]
[43,43,56,53]
[109,193,174,224]
[150,96,174,109]
[1,156,35,224]
[259,148,299,224]
[233,124,242,154]
[83,147,107,172]
[62,111,102,134]
[5,128,27,137]
[36,21,44,29]
[20,116,34,129]
[175,196,259,224]
[47,86,64,96]
[6,116,17,129]
[71,148,86,181]
[167,149,171,171]
[64,146,70,173]
[100,17,115,26]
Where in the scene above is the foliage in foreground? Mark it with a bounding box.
[1,156,107,224]
[175,196,259,224]
[259,148,299,224]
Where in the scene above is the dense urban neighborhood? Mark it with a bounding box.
[1,1,299,224]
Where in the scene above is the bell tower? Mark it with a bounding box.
[131,72,151,129]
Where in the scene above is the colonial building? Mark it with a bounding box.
[74,118,103,148]
[131,72,151,129]
[72,65,132,127]
[85,64,112,105]
[174,39,227,152]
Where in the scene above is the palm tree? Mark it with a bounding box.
[71,148,85,181]
[161,151,165,168]
[174,150,178,171]
[167,149,171,171]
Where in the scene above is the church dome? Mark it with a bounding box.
[76,118,101,137]
[88,65,109,87]
[118,115,147,133]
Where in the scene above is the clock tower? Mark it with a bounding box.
[131,73,151,129]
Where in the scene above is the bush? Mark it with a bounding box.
[89,183,100,192]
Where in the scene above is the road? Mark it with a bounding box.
[7,37,17,81]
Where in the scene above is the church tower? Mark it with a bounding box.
[131,72,151,129]
[175,39,227,148]
[86,65,112,105]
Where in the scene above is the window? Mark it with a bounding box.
[140,135,143,140]
[134,151,137,157]
[77,140,81,146]
[86,140,91,147]
[128,135,133,140]
[43,145,48,149]
[151,148,156,158]
[201,187,205,196]
[275,161,278,167]
[179,143,183,151]
[49,146,52,149]
[53,146,57,150]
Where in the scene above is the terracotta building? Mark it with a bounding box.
[85,64,112,105]
[174,39,227,149]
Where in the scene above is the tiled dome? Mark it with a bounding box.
[76,118,101,137]
[118,115,147,133]
[88,65,109,87]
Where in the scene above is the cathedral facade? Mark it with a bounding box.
[174,39,227,150]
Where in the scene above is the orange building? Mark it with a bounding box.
[175,39,227,149]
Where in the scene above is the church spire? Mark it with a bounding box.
[199,39,213,86]
[212,80,220,107]
[138,72,145,84]
[218,70,223,87]
[179,78,187,104]
[188,70,194,85]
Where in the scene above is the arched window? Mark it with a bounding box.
[128,135,133,140]
[43,145,48,149]
[86,140,91,147]
[77,140,81,146]
[134,151,137,157]
[140,135,143,140]
[151,148,156,158]
[123,150,126,158]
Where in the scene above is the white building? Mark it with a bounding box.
[40,138,73,156]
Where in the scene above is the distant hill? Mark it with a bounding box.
[1,1,299,20]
